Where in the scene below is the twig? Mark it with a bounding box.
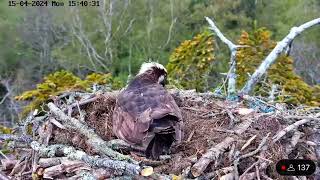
[107,139,145,152]
[233,151,240,180]
[239,160,260,180]
[255,164,260,180]
[241,135,257,151]
[213,128,235,134]
[0,134,32,143]
[0,92,10,105]
[0,150,9,159]
[239,133,270,159]
[63,96,99,113]
[186,130,195,142]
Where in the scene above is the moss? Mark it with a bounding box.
[167,31,215,92]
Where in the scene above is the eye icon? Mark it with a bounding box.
[276,159,316,176]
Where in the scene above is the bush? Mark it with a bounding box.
[167,31,215,92]
[15,70,123,116]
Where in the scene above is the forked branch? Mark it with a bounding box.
[241,18,320,94]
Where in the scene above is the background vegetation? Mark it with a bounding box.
[0,0,319,126]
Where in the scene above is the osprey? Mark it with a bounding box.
[112,62,183,159]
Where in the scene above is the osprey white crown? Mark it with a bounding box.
[138,62,167,75]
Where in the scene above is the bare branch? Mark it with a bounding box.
[205,17,236,50]
[241,18,320,94]
[30,141,141,176]
[47,102,133,162]
[273,113,320,142]
[205,17,241,96]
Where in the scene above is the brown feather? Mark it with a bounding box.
[112,80,183,159]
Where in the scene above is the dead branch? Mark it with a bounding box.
[0,159,18,171]
[191,136,235,177]
[241,18,320,94]
[63,95,99,113]
[0,134,32,143]
[240,135,257,151]
[47,102,133,162]
[30,141,141,176]
[191,117,254,177]
[205,17,243,96]
[0,172,10,180]
[239,160,260,180]
[107,139,145,152]
[239,133,270,159]
[286,131,302,154]
[273,113,320,142]
[42,160,90,179]
[39,157,69,168]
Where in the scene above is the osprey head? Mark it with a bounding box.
[137,62,168,86]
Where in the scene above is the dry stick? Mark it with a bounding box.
[255,164,260,180]
[191,117,254,177]
[63,96,99,113]
[0,134,32,143]
[239,160,260,180]
[47,102,133,162]
[107,139,145,152]
[43,160,90,179]
[39,157,69,168]
[239,133,270,160]
[272,113,320,142]
[241,135,257,151]
[234,133,270,180]
[30,141,141,176]
[241,18,320,94]
[0,172,10,180]
[286,131,302,154]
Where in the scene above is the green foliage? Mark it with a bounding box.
[15,70,123,115]
[236,28,319,105]
[167,31,215,91]
[0,125,12,134]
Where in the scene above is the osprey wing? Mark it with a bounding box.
[112,84,183,147]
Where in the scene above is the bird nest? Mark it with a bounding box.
[0,90,319,179]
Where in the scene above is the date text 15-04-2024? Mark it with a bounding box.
[8,1,100,7]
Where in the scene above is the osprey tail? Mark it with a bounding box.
[145,115,180,160]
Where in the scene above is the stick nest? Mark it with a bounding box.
[1,90,319,179]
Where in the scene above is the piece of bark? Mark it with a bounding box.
[43,160,90,179]
[39,157,69,168]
